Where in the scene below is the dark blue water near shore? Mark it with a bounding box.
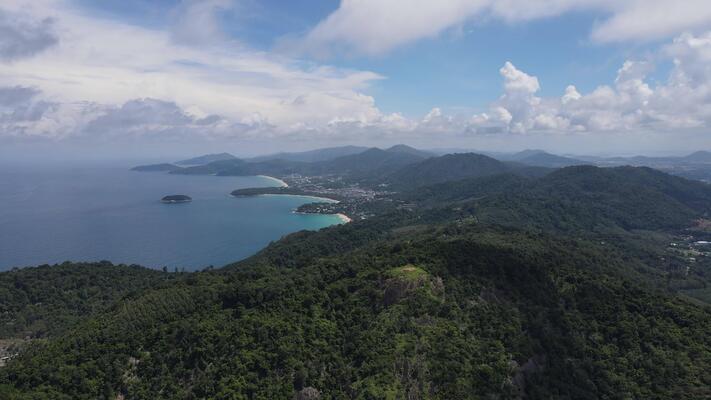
[0,163,341,271]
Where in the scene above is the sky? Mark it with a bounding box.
[1,0,711,160]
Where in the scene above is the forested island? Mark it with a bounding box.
[3,147,711,399]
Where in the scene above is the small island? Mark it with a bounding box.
[161,195,192,204]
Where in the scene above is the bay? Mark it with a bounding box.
[0,163,341,271]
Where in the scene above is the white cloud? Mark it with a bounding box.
[0,0,391,142]
[590,0,711,43]
[500,61,540,94]
[296,0,711,56]
[2,1,711,149]
[294,0,488,56]
[468,32,711,135]
[561,85,582,104]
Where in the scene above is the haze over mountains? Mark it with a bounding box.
[134,144,711,183]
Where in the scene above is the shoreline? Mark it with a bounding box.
[256,175,288,187]
[293,210,352,224]
[240,193,339,203]
[232,190,350,224]
[335,213,352,223]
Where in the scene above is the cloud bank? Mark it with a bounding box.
[1,0,711,154]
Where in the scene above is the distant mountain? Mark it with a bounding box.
[171,159,246,175]
[171,147,426,179]
[131,163,182,172]
[175,153,236,166]
[513,150,587,168]
[384,144,433,158]
[683,151,711,163]
[248,146,370,163]
[313,147,427,177]
[387,153,517,188]
[508,149,547,161]
[569,151,711,182]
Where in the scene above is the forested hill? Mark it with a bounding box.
[2,163,711,399]
[165,147,429,179]
[387,153,511,187]
[401,165,711,232]
[2,223,710,399]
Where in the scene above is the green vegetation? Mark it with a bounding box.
[0,262,174,339]
[130,163,182,172]
[4,160,711,399]
[161,195,192,203]
[388,264,428,281]
[1,224,710,399]
[387,153,530,188]
[175,152,236,166]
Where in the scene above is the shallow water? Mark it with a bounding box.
[0,163,341,270]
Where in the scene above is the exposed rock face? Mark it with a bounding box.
[382,265,444,306]
[294,387,320,400]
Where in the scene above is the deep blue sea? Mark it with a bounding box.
[0,163,342,271]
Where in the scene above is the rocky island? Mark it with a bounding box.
[161,195,192,203]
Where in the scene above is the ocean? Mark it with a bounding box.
[0,162,342,271]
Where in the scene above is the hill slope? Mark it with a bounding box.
[170,147,426,179]
[387,153,517,188]
[1,223,710,399]
[3,165,711,399]
[130,163,182,172]
[175,153,236,166]
[514,151,586,168]
[248,145,369,163]
[403,165,711,233]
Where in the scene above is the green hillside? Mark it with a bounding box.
[2,223,710,399]
[2,164,711,399]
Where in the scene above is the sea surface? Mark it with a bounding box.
[0,163,342,271]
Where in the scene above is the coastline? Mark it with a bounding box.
[335,213,352,224]
[257,175,288,187]
[232,190,350,224]
[293,210,352,224]
[253,193,340,203]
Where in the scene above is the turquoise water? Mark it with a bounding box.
[0,163,341,271]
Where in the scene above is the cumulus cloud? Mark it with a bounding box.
[2,1,711,148]
[0,8,58,61]
[468,31,711,135]
[0,1,389,143]
[296,0,711,56]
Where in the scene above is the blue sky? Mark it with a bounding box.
[1,0,711,157]
[74,1,655,115]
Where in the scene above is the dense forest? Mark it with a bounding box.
[2,159,711,399]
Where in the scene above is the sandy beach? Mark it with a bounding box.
[257,175,288,187]
[336,213,352,223]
